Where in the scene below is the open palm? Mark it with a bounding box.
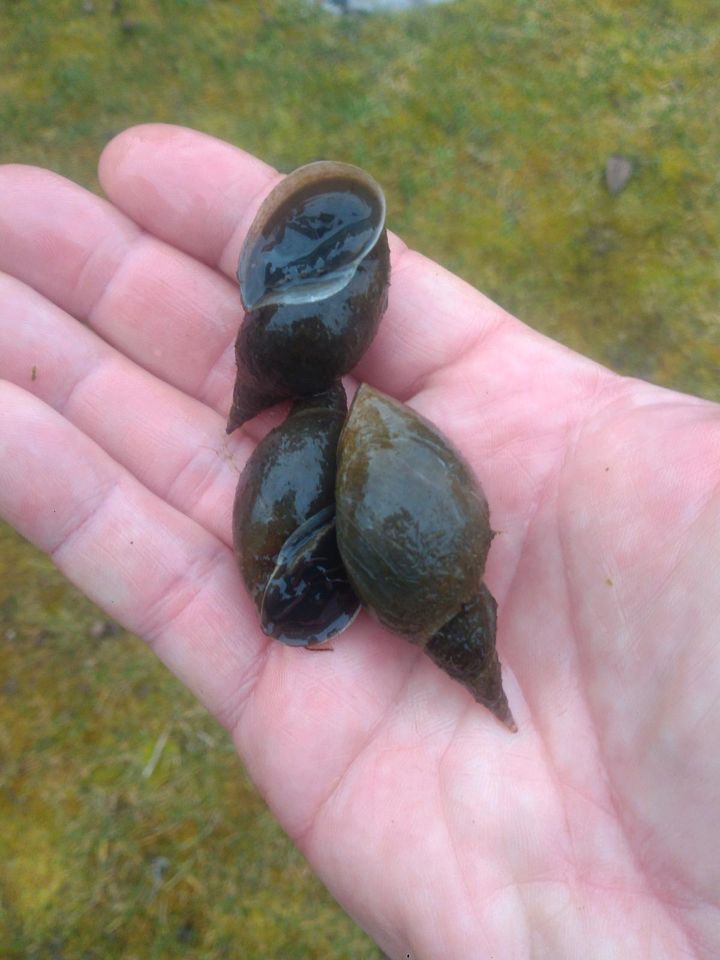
[1,126,718,960]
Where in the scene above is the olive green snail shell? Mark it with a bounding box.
[336,385,515,731]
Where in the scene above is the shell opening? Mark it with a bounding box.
[238,161,386,312]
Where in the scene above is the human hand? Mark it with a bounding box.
[1,125,717,960]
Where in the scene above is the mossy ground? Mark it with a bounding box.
[0,528,379,958]
[1,1,718,956]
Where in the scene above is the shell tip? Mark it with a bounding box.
[227,384,286,433]
[504,714,519,734]
[488,694,517,734]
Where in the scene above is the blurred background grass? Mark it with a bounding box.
[0,0,718,956]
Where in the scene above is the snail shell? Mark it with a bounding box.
[336,385,492,638]
[336,385,515,729]
[227,161,390,431]
[232,383,360,646]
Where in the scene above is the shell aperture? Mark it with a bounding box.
[238,173,385,311]
[260,506,360,646]
[232,385,358,646]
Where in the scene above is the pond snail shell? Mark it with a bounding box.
[336,385,515,731]
[229,161,514,730]
[227,161,390,432]
[232,383,360,646]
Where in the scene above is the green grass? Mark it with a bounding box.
[1,0,718,956]
[0,528,379,959]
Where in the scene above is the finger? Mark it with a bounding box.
[98,122,277,268]
[99,124,555,399]
[0,164,242,413]
[0,272,257,546]
[0,379,261,728]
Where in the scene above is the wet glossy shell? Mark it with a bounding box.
[232,384,359,644]
[335,385,493,639]
[238,161,387,311]
[260,505,359,646]
[425,585,515,730]
[227,161,390,431]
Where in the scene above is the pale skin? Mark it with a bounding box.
[0,125,718,960]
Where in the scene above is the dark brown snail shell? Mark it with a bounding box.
[336,385,515,730]
[232,383,360,646]
[227,161,390,432]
